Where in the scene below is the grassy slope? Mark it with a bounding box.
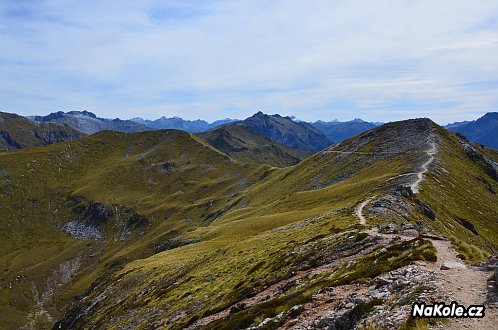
[417,126,498,261]
[198,125,311,167]
[54,123,434,328]
[1,121,497,329]
[0,130,267,329]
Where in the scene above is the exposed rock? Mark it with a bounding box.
[395,185,415,198]
[229,303,246,314]
[160,162,176,174]
[63,221,102,240]
[459,218,479,235]
[83,203,112,226]
[417,200,436,220]
[286,304,304,317]
[127,213,149,227]
[462,142,498,181]
[369,195,412,221]
[440,260,466,270]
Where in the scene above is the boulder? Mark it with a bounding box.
[440,260,466,270]
[459,218,478,236]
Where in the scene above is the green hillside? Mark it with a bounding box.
[0,130,268,329]
[198,125,311,167]
[0,119,497,329]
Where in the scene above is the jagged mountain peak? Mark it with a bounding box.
[237,112,331,151]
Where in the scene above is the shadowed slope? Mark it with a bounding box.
[0,112,84,151]
[198,124,311,167]
[234,111,331,152]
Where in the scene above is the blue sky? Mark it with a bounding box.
[2,0,498,124]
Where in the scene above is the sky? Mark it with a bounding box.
[2,0,498,124]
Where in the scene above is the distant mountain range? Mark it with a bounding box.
[131,116,236,132]
[445,112,498,149]
[30,111,149,135]
[22,110,384,150]
[0,112,84,151]
[8,110,497,153]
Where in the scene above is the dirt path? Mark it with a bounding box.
[428,241,497,330]
[322,150,412,155]
[356,199,497,329]
[355,199,371,225]
[410,141,437,193]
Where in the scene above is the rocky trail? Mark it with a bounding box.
[357,198,497,329]
[355,198,372,226]
[410,141,437,194]
[354,138,498,329]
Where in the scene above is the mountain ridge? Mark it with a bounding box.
[312,118,379,142]
[50,118,498,329]
[131,116,237,133]
[31,111,149,135]
[445,112,498,149]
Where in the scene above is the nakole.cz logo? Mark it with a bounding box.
[412,301,485,318]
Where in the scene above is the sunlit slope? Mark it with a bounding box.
[2,119,497,329]
[56,119,481,329]
[0,130,267,329]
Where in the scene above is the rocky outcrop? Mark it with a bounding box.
[440,260,466,270]
[62,202,112,240]
[155,238,200,254]
[417,200,436,220]
[459,218,479,235]
[83,203,112,226]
